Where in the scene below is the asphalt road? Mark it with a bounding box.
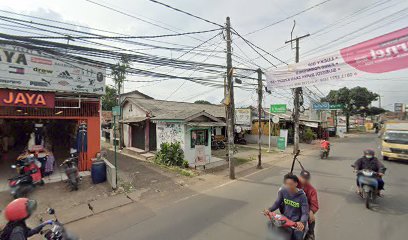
[69,133,408,240]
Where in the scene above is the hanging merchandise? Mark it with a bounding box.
[76,121,88,170]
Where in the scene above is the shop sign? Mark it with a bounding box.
[0,89,55,108]
[112,106,121,116]
[329,103,344,110]
[270,104,286,113]
[0,44,106,95]
[266,27,408,89]
[235,108,251,125]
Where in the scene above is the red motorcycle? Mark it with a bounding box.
[264,211,307,240]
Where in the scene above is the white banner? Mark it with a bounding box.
[235,108,252,125]
[0,44,106,95]
[266,27,408,89]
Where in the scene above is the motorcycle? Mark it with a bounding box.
[234,135,247,145]
[8,157,44,198]
[352,165,385,209]
[60,153,80,191]
[41,208,79,240]
[264,211,306,240]
[320,147,330,159]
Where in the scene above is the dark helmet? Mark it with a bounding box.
[4,198,37,222]
[363,149,375,156]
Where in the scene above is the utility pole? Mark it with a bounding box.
[257,68,263,169]
[378,95,382,108]
[285,34,310,154]
[225,16,235,179]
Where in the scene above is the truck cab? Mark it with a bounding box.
[381,121,408,161]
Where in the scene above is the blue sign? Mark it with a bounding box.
[312,102,330,110]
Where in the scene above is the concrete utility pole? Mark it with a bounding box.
[225,16,235,179]
[257,68,263,169]
[285,34,310,154]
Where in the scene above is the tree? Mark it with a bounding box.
[101,85,117,111]
[194,100,212,104]
[365,106,387,116]
[322,86,379,132]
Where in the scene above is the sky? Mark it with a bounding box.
[0,0,407,110]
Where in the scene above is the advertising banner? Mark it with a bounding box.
[235,108,252,125]
[312,102,330,110]
[0,44,106,95]
[266,27,408,89]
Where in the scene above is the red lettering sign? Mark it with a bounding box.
[0,90,55,108]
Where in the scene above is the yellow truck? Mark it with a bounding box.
[381,121,408,161]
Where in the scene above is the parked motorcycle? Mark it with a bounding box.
[234,135,247,145]
[352,165,385,209]
[60,153,80,191]
[41,208,79,240]
[264,211,306,240]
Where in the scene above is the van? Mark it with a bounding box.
[381,121,408,161]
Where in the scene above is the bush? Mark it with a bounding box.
[303,128,316,143]
[155,142,185,167]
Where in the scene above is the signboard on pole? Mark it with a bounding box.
[0,44,106,95]
[312,102,330,110]
[277,137,286,151]
[270,104,286,113]
[266,27,408,89]
[394,103,405,112]
[112,106,121,116]
[329,103,344,110]
[235,108,251,125]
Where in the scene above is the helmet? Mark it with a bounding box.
[4,198,37,222]
[363,149,375,156]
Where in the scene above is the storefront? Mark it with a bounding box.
[0,43,105,173]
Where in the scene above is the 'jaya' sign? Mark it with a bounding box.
[0,89,55,108]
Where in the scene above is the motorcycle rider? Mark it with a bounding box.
[0,198,53,240]
[298,170,319,240]
[264,173,309,240]
[353,149,386,196]
[320,139,330,152]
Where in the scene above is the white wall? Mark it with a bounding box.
[122,101,146,119]
[184,126,212,165]
[123,124,130,147]
[156,122,185,150]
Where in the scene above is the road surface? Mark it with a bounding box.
[69,133,408,240]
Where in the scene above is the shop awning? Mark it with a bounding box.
[300,120,319,128]
[186,122,226,127]
[121,116,147,123]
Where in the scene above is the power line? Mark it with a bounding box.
[245,0,334,35]
[147,0,224,28]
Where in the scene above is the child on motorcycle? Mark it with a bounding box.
[0,198,53,240]
[264,173,309,240]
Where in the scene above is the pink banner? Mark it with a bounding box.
[266,27,408,89]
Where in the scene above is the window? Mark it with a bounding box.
[191,129,208,148]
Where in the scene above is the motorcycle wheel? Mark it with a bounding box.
[219,142,226,149]
[69,175,79,191]
[320,152,324,159]
[365,195,370,209]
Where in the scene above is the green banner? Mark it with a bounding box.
[277,137,286,151]
[270,104,287,113]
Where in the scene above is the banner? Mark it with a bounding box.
[0,44,106,95]
[0,89,55,108]
[266,27,408,89]
[235,108,251,125]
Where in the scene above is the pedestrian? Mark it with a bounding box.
[298,170,319,240]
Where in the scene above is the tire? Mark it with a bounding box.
[69,174,79,191]
[365,194,370,209]
[219,142,226,149]
[320,152,324,159]
[383,156,389,161]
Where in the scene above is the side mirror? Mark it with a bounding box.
[11,165,17,169]
[350,164,355,168]
[47,208,55,215]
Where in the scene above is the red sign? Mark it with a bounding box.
[0,90,55,108]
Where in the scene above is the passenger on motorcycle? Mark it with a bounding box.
[353,149,386,195]
[265,173,309,240]
[0,198,53,240]
[298,170,319,240]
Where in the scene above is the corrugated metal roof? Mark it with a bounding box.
[124,97,225,119]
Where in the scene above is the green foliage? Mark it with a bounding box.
[110,56,130,96]
[155,142,185,167]
[101,85,117,111]
[182,160,189,169]
[303,128,316,143]
[366,106,386,116]
[322,86,379,132]
[194,100,212,104]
